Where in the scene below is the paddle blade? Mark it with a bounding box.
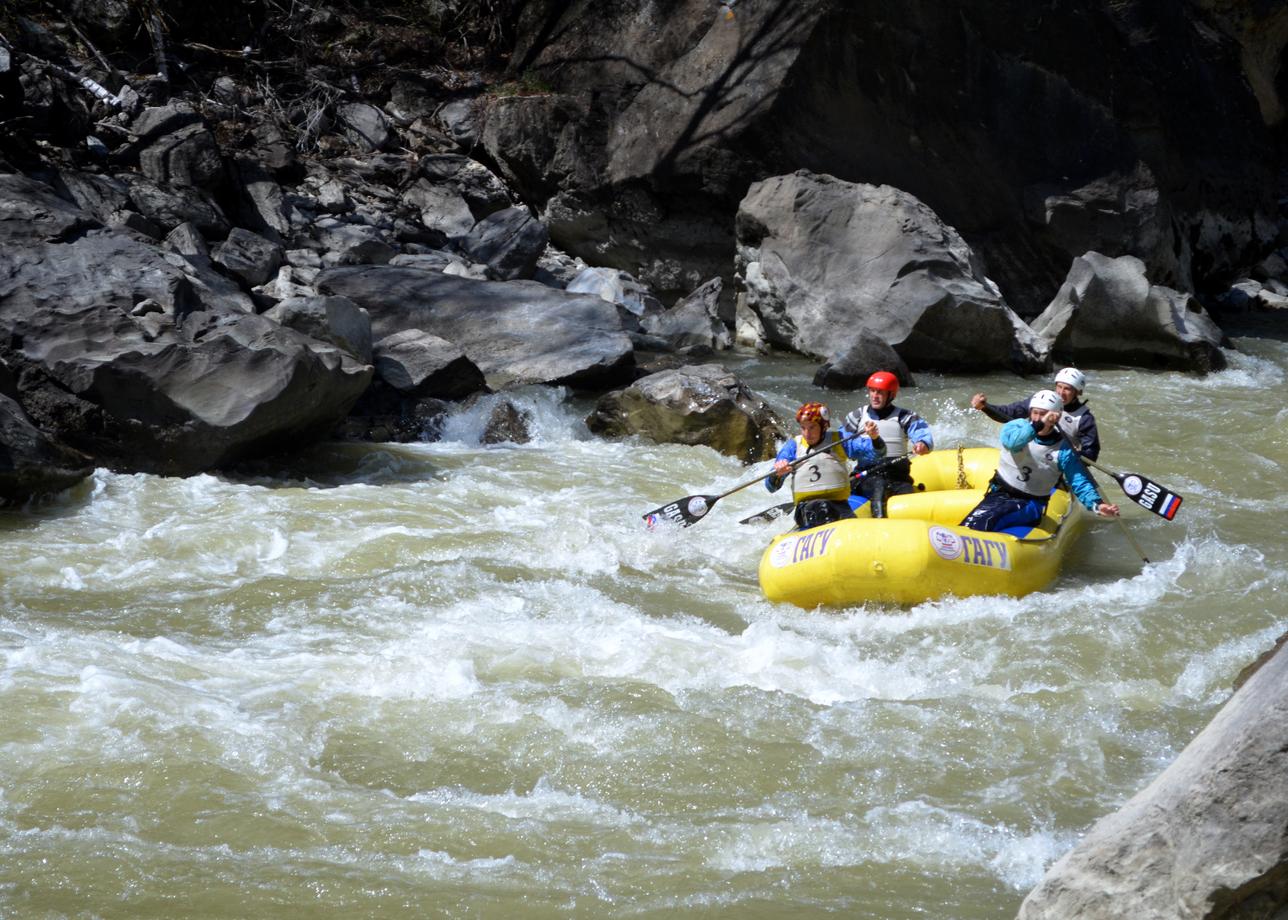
[1114,472,1183,520]
[739,502,795,525]
[643,494,718,529]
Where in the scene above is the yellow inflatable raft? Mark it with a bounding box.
[758,448,1089,607]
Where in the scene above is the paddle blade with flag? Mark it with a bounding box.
[1110,470,1183,520]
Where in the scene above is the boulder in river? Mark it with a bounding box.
[813,333,915,391]
[585,364,785,462]
[317,266,635,389]
[736,171,1047,373]
[1030,252,1228,373]
[0,390,93,504]
[639,277,732,351]
[1,304,372,475]
[372,329,486,400]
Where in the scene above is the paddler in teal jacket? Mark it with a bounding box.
[961,389,1119,533]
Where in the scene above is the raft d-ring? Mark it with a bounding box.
[871,560,885,574]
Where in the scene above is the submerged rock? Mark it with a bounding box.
[585,364,785,462]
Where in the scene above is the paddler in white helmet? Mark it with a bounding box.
[765,401,884,530]
[960,389,1118,533]
[970,366,1100,459]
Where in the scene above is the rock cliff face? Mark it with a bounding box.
[495,0,1287,313]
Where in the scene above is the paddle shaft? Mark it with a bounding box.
[643,431,872,528]
[738,455,911,526]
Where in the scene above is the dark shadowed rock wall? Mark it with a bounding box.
[501,0,1286,313]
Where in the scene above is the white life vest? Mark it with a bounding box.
[859,406,907,458]
[1058,402,1088,446]
[996,436,1063,498]
[790,432,850,502]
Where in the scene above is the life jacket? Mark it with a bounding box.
[848,405,916,480]
[858,405,907,459]
[791,431,850,502]
[995,435,1063,499]
[1059,401,1089,446]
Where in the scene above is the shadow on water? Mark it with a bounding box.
[1217,312,1288,343]
[222,440,449,490]
[0,476,98,531]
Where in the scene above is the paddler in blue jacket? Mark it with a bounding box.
[961,389,1119,533]
[839,371,934,518]
[765,402,884,530]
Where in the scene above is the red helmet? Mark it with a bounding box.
[795,402,830,426]
[866,371,899,397]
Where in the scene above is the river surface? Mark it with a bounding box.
[2,319,1286,919]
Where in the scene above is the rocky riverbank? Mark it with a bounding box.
[4,0,1285,502]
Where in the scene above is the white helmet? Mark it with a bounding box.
[1030,389,1062,412]
[1054,367,1086,392]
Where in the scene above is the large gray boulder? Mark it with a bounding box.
[585,364,785,462]
[568,266,662,315]
[317,266,635,389]
[639,277,732,350]
[337,102,394,152]
[0,174,370,472]
[455,206,550,281]
[124,175,230,237]
[264,295,373,363]
[1018,641,1288,919]
[0,174,253,320]
[213,228,285,288]
[127,104,224,190]
[1030,252,1228,373]
[737,171,1047,372]
[1,305,372,475]
[372,329,486,399]
[813,333,915,391]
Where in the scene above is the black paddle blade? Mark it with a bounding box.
[739,502,795,525]
[643,494,718,529]
[1113,471,1183,520]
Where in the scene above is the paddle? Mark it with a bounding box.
[738,502,795,525]
[1079,455,1182,520]
[1051,430,1158,564]
[643,432,867,529]
[1051,430,1179,530]
[1052,430,1183,521]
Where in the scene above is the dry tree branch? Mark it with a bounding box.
[62,15,124,86]
[147,14,169,84]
